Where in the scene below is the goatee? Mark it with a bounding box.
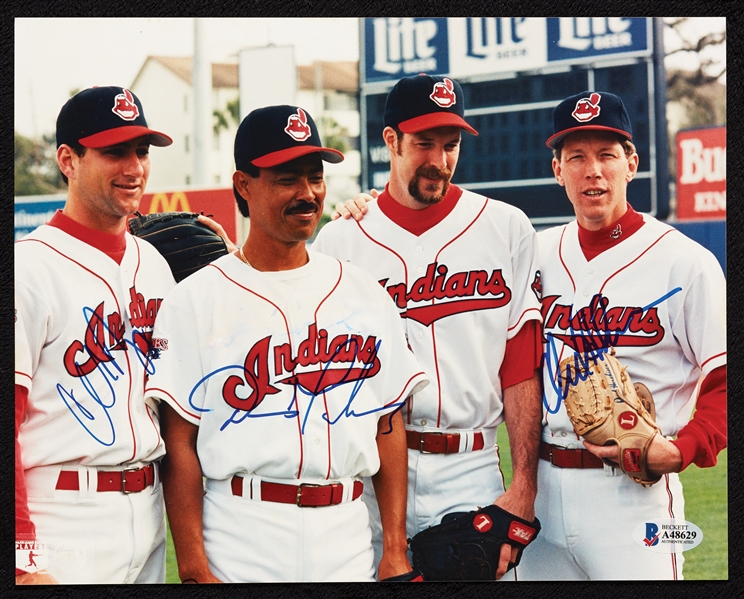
[408,165,452,206]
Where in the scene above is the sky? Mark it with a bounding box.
[14,17,361,138]
[14,16,725,140]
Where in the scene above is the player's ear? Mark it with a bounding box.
[232,170,252,201]
[626,153,639,182]
[383,127,399,155]
[552,158,565,186]
[57,145,78,181]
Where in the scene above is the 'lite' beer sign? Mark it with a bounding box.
[676,127,726,220]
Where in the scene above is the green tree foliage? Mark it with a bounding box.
[213,97,240,135]
[665,18,726,129]
[317,116,350,154]
[14,131,65,196]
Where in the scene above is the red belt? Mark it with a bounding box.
[231,477,363,507]
[539,442,604,469]
[55,464,156,493]
[406,430,484,454]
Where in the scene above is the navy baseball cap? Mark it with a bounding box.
[384,75,478,136]
[234,105,344,170]
[56,86,172,149]
[546,91,632,149]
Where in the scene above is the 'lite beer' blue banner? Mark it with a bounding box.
[546,17,650,62]
[364,18,450,83]
[363,17,650,85]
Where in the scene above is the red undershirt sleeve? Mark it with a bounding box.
[670,365,727,470]
[16,384,36,575]
[500,320,542,390]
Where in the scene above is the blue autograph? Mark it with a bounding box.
[56,305,156,445]
[543,288,682,414]
[189,338,404,433]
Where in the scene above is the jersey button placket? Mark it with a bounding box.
[415,245,425,275]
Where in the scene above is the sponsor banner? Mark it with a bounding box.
[364,17,450,83]
[448,18,547,76]
[14,197,66,241]
[14,189,239,244]
[545,17,650,64]
[139,188,239,243]
[363,17,650,84]
[676,126,726,220]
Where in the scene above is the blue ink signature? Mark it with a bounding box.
[543,288,682,414]
[190,338,404,433]
[57,305,157,445]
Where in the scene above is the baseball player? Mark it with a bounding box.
[15,87,175,583]
[313,74,543,580]
[144,105,428,583]
[516,91,727,580]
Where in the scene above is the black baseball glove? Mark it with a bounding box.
[410,504,541,581]
[128,212,229,282]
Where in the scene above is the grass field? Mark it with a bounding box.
[495,423,728,581]
[164,423,728,582]
[678,447,728,579]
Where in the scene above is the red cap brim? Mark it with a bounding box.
[251,145,344,168]
[79,126,173,148]
[398,113,478,136]
[546,126,631,149]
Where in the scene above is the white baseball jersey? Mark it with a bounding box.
[538,214,726,442]
[313,188,542,432]
[14,222,175,583]
[145,250,427,483]
[517,213,726,581]
[145,250,426,582]
[15,224,173,470]
[313,187,542,565]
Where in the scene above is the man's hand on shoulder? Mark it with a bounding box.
[332,189,378,221]
[197,214,238,253]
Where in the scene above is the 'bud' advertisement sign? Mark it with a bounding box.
[676,127,726,220]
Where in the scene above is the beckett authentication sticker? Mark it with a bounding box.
[633,519,703,553]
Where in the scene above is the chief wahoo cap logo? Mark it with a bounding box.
[112,89,140,121]
[430,78,457,108]
[284,108,312,142]
[572,93,602,123]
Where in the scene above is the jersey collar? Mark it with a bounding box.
[377,184,463,236]
[576,202,645,261]
[48,210,127,264]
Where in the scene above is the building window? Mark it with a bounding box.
[214,174,221,185]
[185,175,191,185]
[185,135,190,153]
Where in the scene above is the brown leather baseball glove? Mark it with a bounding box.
[560,349,662,486]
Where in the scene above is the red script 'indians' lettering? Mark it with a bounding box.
[222,326,382,412]
[379,262,512,326]
[541,293,665,351]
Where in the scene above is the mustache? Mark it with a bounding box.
[415,165,452,181]
[285,200,319,214]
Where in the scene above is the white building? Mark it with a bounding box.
[130,56,361,208]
